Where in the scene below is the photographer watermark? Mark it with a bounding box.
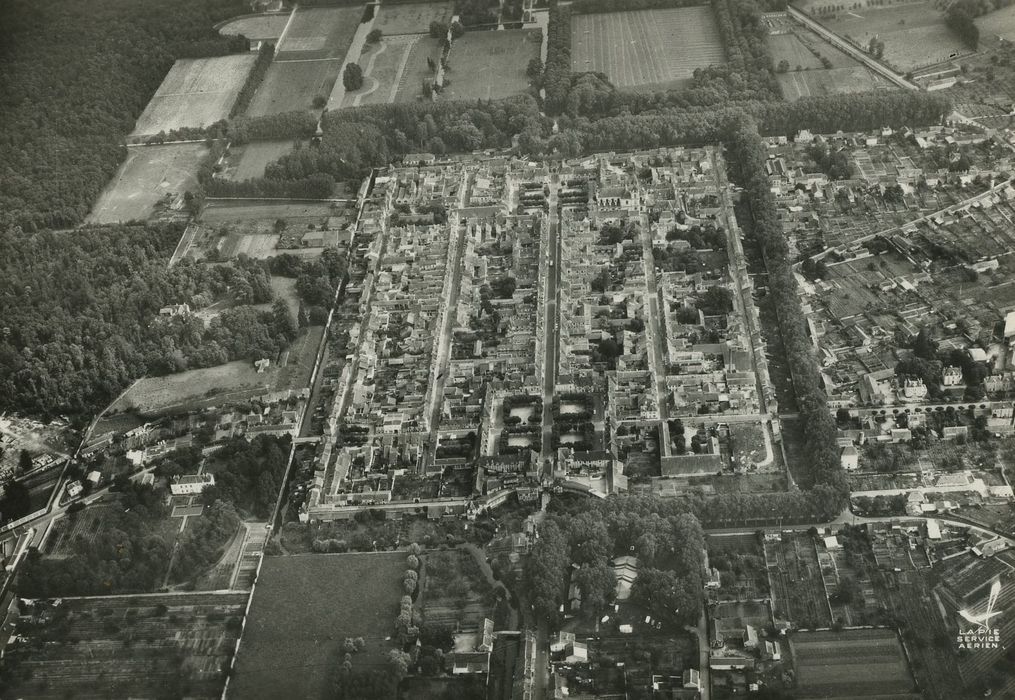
[956,579,1002,651]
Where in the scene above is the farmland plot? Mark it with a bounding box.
[571,7,726,91]
[131,55,257,137]
[790,629,915,697]
[230,553,407,700]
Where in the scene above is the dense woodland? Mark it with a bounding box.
[0,224,302,420]
[18,484,172,596]
[0,0,246,230]
[525,501,706,627]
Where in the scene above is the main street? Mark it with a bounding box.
[424,169,471,469]
[540,177,562,481]
[639,209,673,455]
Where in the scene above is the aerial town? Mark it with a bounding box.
[3,0,1015,698]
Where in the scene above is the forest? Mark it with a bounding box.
[0,224,298,420]
[0,0,246,231]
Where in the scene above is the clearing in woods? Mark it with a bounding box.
[225,139,301,180]
[443,29,541,100]
[87,143,207,224]
[131,55,257,137]
[570,7,726,91]
[229,553,408,700]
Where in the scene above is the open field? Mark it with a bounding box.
[443,29,540,100]
[218,12,292,41]
[778,65,892,98]
[374,1,453,35]
[767,18,893,99]
[978,4,1015,41]
[107,361,279,417]
[225,139,300,180]
[247,60,343,116]
[571,7,726,90]
[203,200,336,223]
[87,143,207,224]
[131,55,256,137]
[275,5,363,60]
[230,553,407,700]
[790,629,916,697]
[823,3,968,71]
[0,593,246,700]
[769,32,826,70]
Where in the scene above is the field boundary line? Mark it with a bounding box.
[274,4,299,57]
[274,57,344,63]
[387,35,419,103]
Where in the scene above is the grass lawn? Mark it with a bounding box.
[443,29,540,100]
[374,1,453,36]
[230,552,408,700]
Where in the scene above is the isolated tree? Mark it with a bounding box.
[450,20,465,39]
[387,650,411,679]
[777,59,790,73]
[527,57,544,79]
[18,449,33,473]
[343,62,364,91]
[429,20,449,38]
[367,28,383,43]
[312,95,327,109]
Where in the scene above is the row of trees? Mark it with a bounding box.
[726,119,844,495]
[231,43,274,118]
